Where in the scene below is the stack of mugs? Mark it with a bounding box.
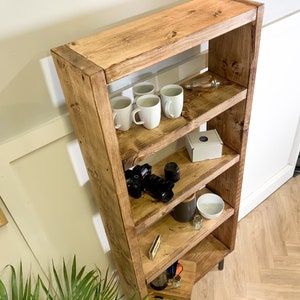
[110,82,184,131]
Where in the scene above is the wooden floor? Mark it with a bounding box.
[192,175,300,300]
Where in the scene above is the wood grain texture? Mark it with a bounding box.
[184,234,230,282]
[67,0,259,82]
[192,175,300,300]
[119,72,246,169]
[51,47,147,298]
[139,203,234,283]
[206,4,264,252]
[149,260,197,300]
[132,146,239,233]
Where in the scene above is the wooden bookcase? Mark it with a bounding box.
[51,0,263,298]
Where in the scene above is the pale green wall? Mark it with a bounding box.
[0,0,187,281]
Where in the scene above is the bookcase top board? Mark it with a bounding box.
[57,0,261,83]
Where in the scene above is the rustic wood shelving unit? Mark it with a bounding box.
[51,0,263,299]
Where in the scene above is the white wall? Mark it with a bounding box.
[0,0,187,143]
[261,0,300,25]
[239,9,300,219]
[0,198,44,282]
[0,0,299,287]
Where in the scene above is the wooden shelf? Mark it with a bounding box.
[65,0,257,83]
[138,202,234,283]
[183,234,230,282]
[148,234,230,299]
[132,145,239,233]
[148,259,197,300]
[118,71,246,169]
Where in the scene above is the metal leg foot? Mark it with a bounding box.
[218,259,224,271]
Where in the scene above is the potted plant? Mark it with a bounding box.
[0,256,148,300]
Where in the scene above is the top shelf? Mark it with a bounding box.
[64,0,260,83]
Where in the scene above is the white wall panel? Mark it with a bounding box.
[240,11,300,219]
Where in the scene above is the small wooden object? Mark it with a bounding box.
[0,207,8,228]
[149,234,161,260]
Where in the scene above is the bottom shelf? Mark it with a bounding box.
[148,234,230,299]
[183,234,230,283]
[148,259,196,300]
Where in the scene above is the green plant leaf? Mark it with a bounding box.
[0,257,127,300]
[95,269,121,300]
[62,258,70,298]
[23,278,29,300]
[27,276,32,300]
[81,281,98,300]
[75,266,86,284]
[49,256,103,300]
[52,260,65,299]
[39,276,53,300]
[32,277,40,300]
[0,280,8,300]
[74,278,97,300]
[9,265,18,300]
[18,262,23,300]
[71,256,77,292]
[73,269,97,298]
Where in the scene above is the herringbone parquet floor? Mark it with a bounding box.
[192,175,300,300]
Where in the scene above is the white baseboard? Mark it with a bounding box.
[238,164,295,221]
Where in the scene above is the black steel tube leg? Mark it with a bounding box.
[218,259,224,271]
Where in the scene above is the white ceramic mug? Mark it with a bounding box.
[160,84,184,119]
[132,81,155,99]
[131,95,161,129]
[110,96,133,131]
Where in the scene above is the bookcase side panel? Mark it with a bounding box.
[208,22,254,87]
[208,165,241,249]
[207,5,264,251]
[51,47,147,299]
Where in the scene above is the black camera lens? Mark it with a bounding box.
[164,162,180,182]
[144,174,174,203]
[125,163,174,202]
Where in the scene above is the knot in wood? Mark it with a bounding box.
[168,31,177,39]
[213,10,222,17]
[231,61,242,75]
[222,59,228,69]
[70,102,81,112]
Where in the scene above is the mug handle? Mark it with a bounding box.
[164,100,175,118]
[113,112,121,129]
[132,108,144,125]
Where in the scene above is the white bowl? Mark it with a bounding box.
[196,193,224,219]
